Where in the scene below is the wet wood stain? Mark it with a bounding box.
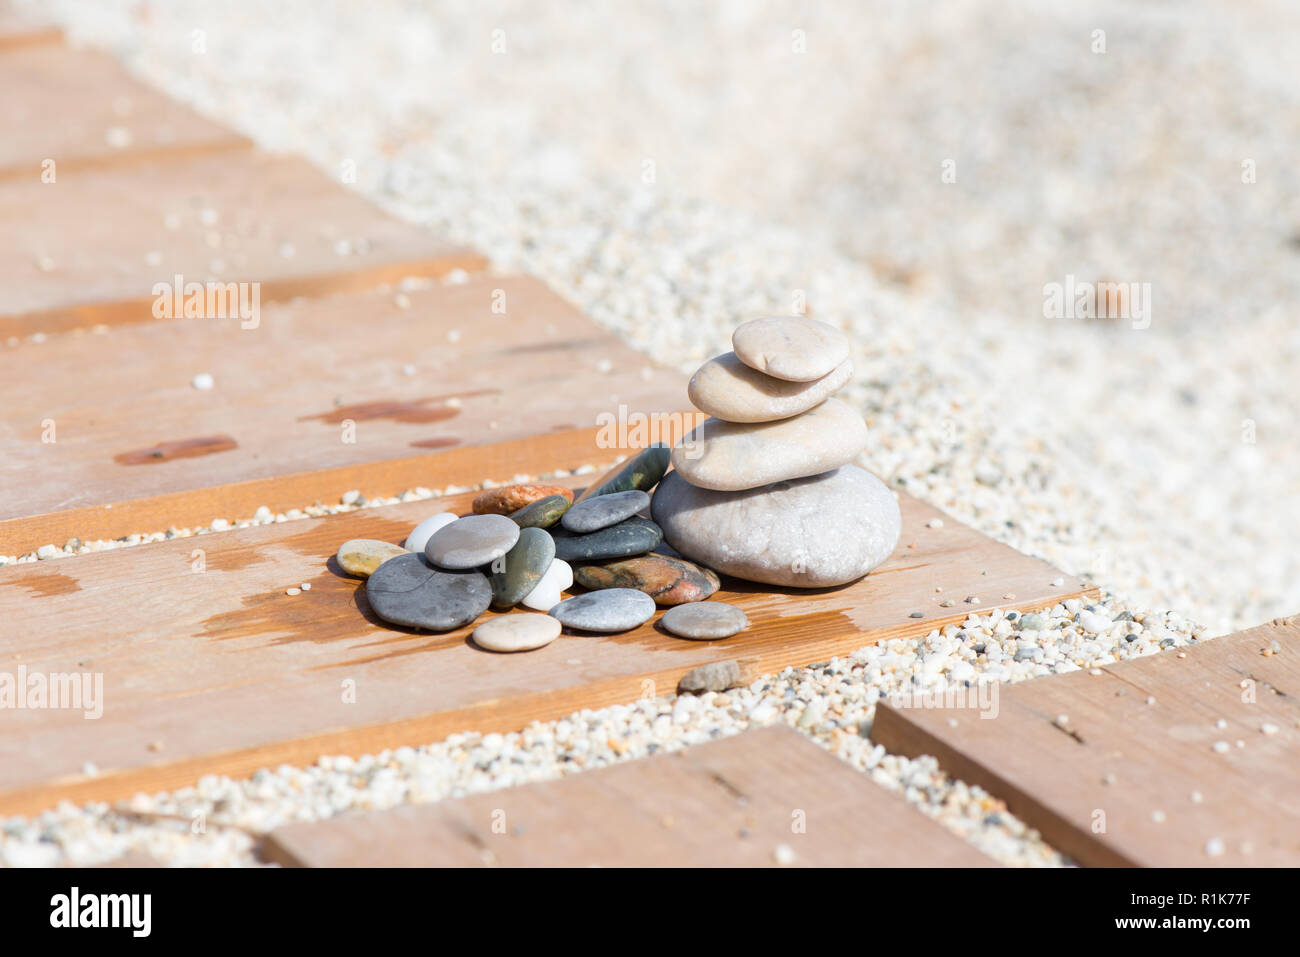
[301,390,499,426]
[501,341,591,355]
[0,568,82,598]
[199,516,425,647]
[114,435,238,466]
[409,437,461,450]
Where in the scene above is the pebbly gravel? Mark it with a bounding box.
[0,0,1288,866]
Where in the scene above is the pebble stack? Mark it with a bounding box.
[654,317,901,588]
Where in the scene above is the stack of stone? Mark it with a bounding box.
[652,316,901,587]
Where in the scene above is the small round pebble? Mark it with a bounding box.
[550,588,655,633]
[404,512,458,553]
[660,601,749,639]
[560,489,650,533]
[472,613,562,652]
[337,538,408,578]
[426,514,520,569]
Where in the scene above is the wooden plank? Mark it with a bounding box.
[0,44,249,179]
[0,464,1092,817]
[872,617,1300,867]
[0,276,684,555]
[0,151,485,335]
[0,4,61,51]
[261,726,995,867]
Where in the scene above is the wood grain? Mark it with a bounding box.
[0,44,250,179]
[0,275,688,554]
[872,616,1300,867]
[261,726,996,867]
[0,150,485,335]
[0,469,1092,817]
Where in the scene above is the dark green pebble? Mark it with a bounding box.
[551,515,662,562]
[489,527,556,608]
[509,494,571,529]
[577,443,671,501]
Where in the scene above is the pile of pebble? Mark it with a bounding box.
[338,317,908,649]
[654,316,901,588]
[336,445,752,649]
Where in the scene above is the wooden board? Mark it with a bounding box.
[872,617,1300,867]
[0,4,61,51]
[0,463,1093,817]
[0,150,485,336]
[0,275,685,554]
[261,726,995,867]
[0,44,250,179]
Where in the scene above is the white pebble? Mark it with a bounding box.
[405,512,459,552]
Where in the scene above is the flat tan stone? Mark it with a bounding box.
[688,352,852,422]
[472,613,562,652]
[670,398,867,491]
[732,316,850,382]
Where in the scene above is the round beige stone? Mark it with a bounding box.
[336,539,408,578]
[688,352,853,423]
[671,398,868,491]
[660,601,750,639]
[732,316,850,382]
[472,613,562,652]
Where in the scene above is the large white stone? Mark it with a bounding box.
[671,398,868,491]
[732,316,850,382]
[650,465,900,588]
[687,351,852,423]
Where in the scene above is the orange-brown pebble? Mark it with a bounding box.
[472,484,575,515]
